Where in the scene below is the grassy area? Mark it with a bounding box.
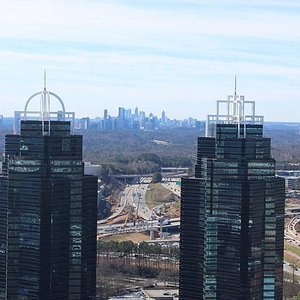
[285,254,300,266]
[101,232,149,243]
[285,242,300,257]
[145,183,178,209]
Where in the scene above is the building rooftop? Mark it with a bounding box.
[206,77,263,137]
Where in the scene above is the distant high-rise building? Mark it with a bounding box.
[79,117,90,130]
[1,80,97,300]
[179,85,285,299]
[125,108,132,119]
[161,110,166,123]
[139,111,145,119]
[134,106,138,116]
[139,111,146,128]
[102,117,113,131]
[104,109,108,119]
[118,107,125,119]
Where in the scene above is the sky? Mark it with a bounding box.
[0,0,300,121]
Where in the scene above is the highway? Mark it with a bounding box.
[112,186,130,217]
[99,177,155,225]
[131,181,153,220]
[97,218,180,236]
[285,216,300,247]
[161,181,180,197]
[100,185,132,223]
[98,176,182,225]
[283,214,300,281]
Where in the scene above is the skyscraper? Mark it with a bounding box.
[118,107,125,119]
[161,110,166,123]
[104,109,108,119]
[0,177,8,300]
[179,87,285,299]
[1,82,97,300]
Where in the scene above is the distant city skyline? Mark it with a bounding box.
[0,1,300,121]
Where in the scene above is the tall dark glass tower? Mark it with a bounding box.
[179,88,285,299]
[0,177,8,300]
[1,82,97,300]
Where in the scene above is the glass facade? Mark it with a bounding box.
[2,120,97,300]
[0,177,8,300]
[179,124,285,300]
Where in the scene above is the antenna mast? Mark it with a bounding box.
[44,69,47,91]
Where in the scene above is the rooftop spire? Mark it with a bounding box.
[44,69,47,91]
[234,74,237,97]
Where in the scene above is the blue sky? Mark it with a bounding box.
[0,0,299,121]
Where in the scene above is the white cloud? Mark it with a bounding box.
[0,0,299,47]
[0,0,299,120]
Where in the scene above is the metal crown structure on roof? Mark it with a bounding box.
[14,71,75,134]
[206,76,264,137]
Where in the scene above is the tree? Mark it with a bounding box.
[152,172,162,183]
[137,153,161,165]
[290,257,300,284]
[139,241,150,255]
[120,241,135,255]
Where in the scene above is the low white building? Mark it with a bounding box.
[84,162,102,177]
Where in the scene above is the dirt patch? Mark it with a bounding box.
[108,215,127,225]
[165,201,181,218]
[286,198,300,205]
